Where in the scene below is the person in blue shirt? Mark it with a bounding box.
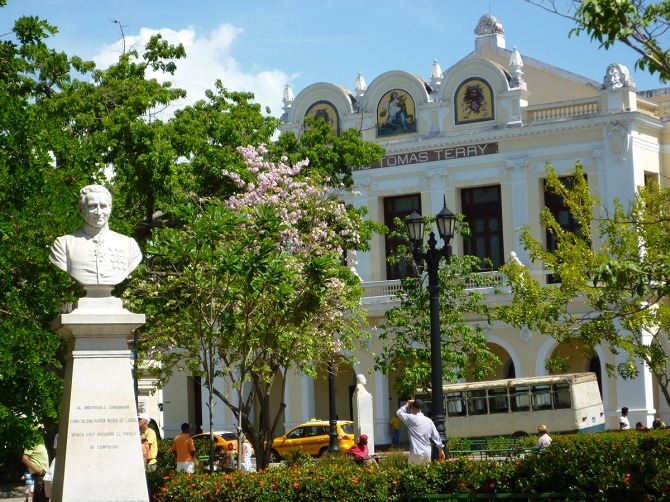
[21,472,34,502]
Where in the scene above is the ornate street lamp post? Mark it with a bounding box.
[404,199,457,449]
[328,358,340,452]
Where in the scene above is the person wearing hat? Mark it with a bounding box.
[536,425,552,448]
[396,398,445,465]
[172,422,196,473]
[138,414,158,469]
[345,434,377,467]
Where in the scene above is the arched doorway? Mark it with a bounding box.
[476,343,513,380]
[587,355,603,396]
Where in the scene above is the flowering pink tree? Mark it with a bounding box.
[128,145,370,468]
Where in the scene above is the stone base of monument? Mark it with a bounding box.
[352,390,375,455]
[50,290,148,502]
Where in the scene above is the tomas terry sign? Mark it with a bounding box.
[369,142,498,169]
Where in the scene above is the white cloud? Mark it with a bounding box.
[92,24,289,118]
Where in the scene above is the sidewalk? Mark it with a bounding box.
[0,482,24,500]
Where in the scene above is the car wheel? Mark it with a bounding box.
[317,447,328,457]
[270,449,281,463]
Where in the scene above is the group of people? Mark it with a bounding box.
[21,428,56,502]
[21,435,50,502]
[344,397,444,467]
[169,421,253,474]
[620,405,667,432]
[138,414,159,469]
[350,397,555,468]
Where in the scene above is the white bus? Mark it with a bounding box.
[418,372,605,438]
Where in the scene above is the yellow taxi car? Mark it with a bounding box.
[191,431,254,455]
[269,419,355,462]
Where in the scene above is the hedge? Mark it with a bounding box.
[147,429,670,501]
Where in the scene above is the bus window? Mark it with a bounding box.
[553,383,571,409]
[487,388,509,414]
[446,392,466,417]
[531,384,552,411]
[467,390,488,415]
[510,386,530,411]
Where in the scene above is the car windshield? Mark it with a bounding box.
[340,423,354,434]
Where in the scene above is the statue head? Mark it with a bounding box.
[78,184,112,229]
[604,63,633,90]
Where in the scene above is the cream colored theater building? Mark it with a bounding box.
[148,14,670,444]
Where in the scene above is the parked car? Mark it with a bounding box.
[191,431,254,455]
[268,419,355,462]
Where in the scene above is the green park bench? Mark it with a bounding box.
[408,491,586,501]
[447,437,522,460]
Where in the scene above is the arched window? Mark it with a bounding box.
[377,89,417,137]
[454,78,494,125]
[305,101,339,136]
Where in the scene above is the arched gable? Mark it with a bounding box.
[287,82,355,135]
[361,71,431,138]
[439,59,513,131]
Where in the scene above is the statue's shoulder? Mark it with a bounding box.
[53,229,87,245]
[108,230,140,248]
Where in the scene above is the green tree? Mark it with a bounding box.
[526,0,670,82]
[497,164,670,407]
[0,6,188,456]
[0,10,90,456]
[126,146,372,469]
[375,220,500,397]
[43,30,187,239]
[170,82,279,200]
[271,118,386,188]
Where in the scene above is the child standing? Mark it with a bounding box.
[21,471,34,502]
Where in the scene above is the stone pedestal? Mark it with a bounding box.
[50,288,148,502]
[352,389,375,455]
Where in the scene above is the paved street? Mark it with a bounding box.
[0,484,25,501]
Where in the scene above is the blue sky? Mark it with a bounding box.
[3,0,665,117]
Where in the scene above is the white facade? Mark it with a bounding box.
[156,14,670,444]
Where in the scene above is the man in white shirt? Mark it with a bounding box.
[396,398,445,465]
[536,425,552,448]
[619,407,630,430]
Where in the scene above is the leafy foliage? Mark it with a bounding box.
[149,430,670,501]
[126,146,373,470]
[375,219,499,396]
[1,6,187,452]
[498,164,670,407]
[271,118,386,189]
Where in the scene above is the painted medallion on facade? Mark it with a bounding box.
[377,89,416,137]
[455,78,494,125]
[305,101,339,136]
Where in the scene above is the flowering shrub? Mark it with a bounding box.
[149,430,670,501]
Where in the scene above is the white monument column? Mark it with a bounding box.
[48,184,148,502]
[50,288,148,502]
